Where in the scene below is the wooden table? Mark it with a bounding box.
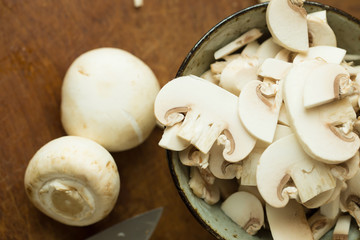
[1,0,359,239]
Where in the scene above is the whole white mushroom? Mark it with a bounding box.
[61,47,160,152]
[24,136,120,226]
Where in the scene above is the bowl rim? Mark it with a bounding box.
[168,2,360,239]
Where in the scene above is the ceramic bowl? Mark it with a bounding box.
[168,2,360,240]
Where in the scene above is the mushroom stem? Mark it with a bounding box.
[333,215,352,239]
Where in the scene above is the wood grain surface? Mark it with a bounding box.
[1,0,359,239]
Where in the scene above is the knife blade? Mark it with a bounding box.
[86,207,163,240]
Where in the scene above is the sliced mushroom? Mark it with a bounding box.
[257,58,292,80]
[208,143,242,179]
[307,12,337,47]
[200,69,220,85]
[24,136,120,226]
[240,147,264,186]
[241,41,260,57]
[308,209,337,240]
[266,200,313,240]
[238,80,282,143]
[340,169,360,227]
[179,146,209,169]
[344,54,360,61]
[154,75,256,162]
[256,38,283,64]
[159,123,191,151]
[275,48,295,62]
[331,152,360,181]
[214,28,263,60]
[189,167,220,205]
[284,60,360,163]
[266,0,308,52]
[278,103,290,126]
[210,61,228,74]
[320,195,341,220]
[308,10,327,21]
[332,215,352,239]
[257,134,336,208]
[221,191,264,235]
[238,185,266,206]
[293,46,346,65]
[303,63,359,109]
[219,55,259,96]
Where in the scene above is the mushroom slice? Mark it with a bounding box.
[344,54,360,61]
[214,28,263,60]
[200,70,219,85]
[257,134,336,208]
[307,13,337,47]
[340,169,360,227]
[189,167,220,205]
[308,10,327,21]
[179,146,210,169]
[257,58,292,80]
[238,185,266,206]
[293,46,346,64]
[219,55,259,96]
[240,147,264,186]
[208,143,242,179]
[159,123,190,151]
[308,209,337,240]
[321,195,341,220]
[210,61,228,74]
[221,191,264,235]
[284,60,360,163]
[333,215,352,239]
[241,41,260,57]
[303,63,359,109]
[275,48,296,62]
[266,200,313,240]
[278,103,290,126]
[24,136,120,226]
[238,80,282,143]
[154,75,256,162]
[256,38,283,64]
[266,0,308,52]
[331,152,360,181]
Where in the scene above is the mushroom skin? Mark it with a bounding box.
[61,47,160,152]
[24,136,120,226]
[154,75,256,162]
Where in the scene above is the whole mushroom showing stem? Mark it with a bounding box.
[154,75,256,162]
[61,47,160,152]
[24,136,120,226]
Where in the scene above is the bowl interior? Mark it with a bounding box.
[169,2,360,240]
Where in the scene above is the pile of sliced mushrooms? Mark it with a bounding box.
[155,0,360,238]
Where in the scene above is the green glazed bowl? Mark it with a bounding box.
[169,2,360,240]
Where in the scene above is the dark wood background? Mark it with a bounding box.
[1,0,359,239]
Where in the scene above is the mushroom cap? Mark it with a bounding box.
[154,75,256,162]
[24,136,120,226]
[284,60,360,163]
[266,0,309,52]
[61,47,160,152]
